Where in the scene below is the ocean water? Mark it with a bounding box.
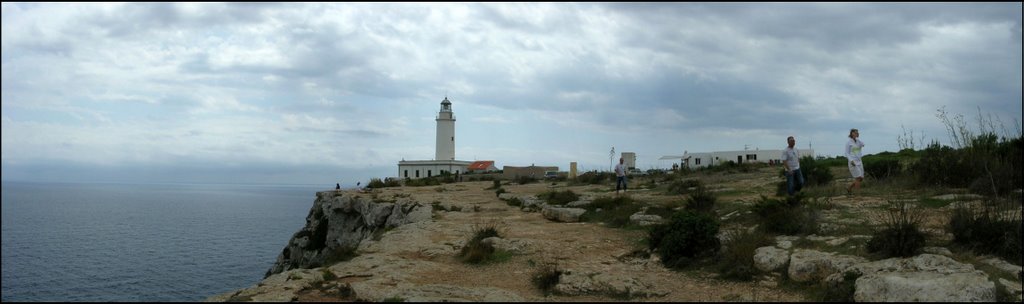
[1,181,325,302]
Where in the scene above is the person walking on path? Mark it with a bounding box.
[846,129,865,195]
[781,136,805,196]
[615,157,628,194]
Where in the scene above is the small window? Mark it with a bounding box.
[696,158,702,165]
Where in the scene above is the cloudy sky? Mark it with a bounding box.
[2,2,1021,185]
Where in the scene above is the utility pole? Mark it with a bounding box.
[609,146,615,172]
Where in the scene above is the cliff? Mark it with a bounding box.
[264,191,431,277]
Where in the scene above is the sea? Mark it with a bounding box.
[1,180,328,302]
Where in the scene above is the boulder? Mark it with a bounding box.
[753,246,790,272]
[998,278,1022,302]
[979,257,1022,280]
[629,213,663,226]
[825,254,996,302]
[541,206,586,222]
[787,249,866,283]
[566,200,593,208]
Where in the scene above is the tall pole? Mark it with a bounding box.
[609,146,615,172]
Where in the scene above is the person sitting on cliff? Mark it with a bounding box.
[335,183,341,191]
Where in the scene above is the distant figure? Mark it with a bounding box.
[846,128,865,195]
[781,136,805,196]
[615,157,628,194]
[336,183,340,191]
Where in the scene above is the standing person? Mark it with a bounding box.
[781,136,805,196]
[615,157,628,194]
[336,183,341,191]
[846,128,865,195]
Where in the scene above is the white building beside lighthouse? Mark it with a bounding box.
[397,97,472,179]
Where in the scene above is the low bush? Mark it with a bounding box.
[862,153,904,180]
[531,261,563,295]
[647,210,721,268]
[866,200,926,258]
[515,175,539,185]
[581,196,642,228]
[404,177,442,187]
[666,179,703,195]
[458,224,505,264]
[752,194,818,235]
[574,171,614,185]
[799,155,834,186]
[948,199,1022,262]
[684,186,717,214]
[504,196,523,207]
[486,180,501,190]
[537,190,579,205]
[715,229,772,281]
[494,187,506,197]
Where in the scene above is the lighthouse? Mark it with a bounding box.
[435,97,455,161]
[396,96,473,179]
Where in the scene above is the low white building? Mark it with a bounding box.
[397,97,473,179]
[661,148,815,170]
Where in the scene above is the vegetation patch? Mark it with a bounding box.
[752,194,819,235]
[537,190,579,205]
[715,229,772,281]
[948,199,1022,262]
[821,271,861,302]
[647,210,721,269]
[866,200,927,258]
[666,179,704,195]
[683,186,717,214]
[366,177,402,189]
[458,223,509,264]
[531,261,563,295]
[580,196,643,228]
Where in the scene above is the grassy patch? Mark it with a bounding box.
[580,196,643,228]
[531,261,563,295]
[537,190,579,205]
[716,229,772,281]
[918,197,953,208]
[457,223,511,265]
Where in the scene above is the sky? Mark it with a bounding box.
[2,2,1022,186]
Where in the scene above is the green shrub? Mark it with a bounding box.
[458,224,505,264]
[531,261,563,295]
[666,179,703,195]
[515,175,539,185]
[948,199,1022,262]
[799,155,833,186]
[404,177,442,187]
[486,180,501,190]
[581,196,642,228]
[495,187,506,197]
[684,186,717,214]
[647,210,721,268]
[574,171,614,185]
[367,177,402,189]
[752,194,818,235]
[504,196,523,207]
[537,190,579,205]
[716,229,772,281]
[862,153,904,180]
[866,200,926,258]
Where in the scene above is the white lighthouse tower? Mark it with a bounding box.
[435,97,455,161]
[396,96,472,180]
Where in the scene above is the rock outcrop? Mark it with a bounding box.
[825,254,996,302]
[263,191,431,277]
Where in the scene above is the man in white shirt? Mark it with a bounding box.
[781,136,805,196]
[615,157,627,194]
[845,129,865,195]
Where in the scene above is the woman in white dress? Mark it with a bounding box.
[846,129,865,195]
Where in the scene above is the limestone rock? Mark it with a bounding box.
[920,246,953,257]
[787,249,866,283]
[825,254,996,302]
[566,200,593,208]
[480,237,533,254]
[979,257,1022,280]
[629,212,663,226]
[753,246,790,273]
[855,271,994,302]
[554,270,666,298]
[264,191,431,277]
[541,206,586,222]
[998,278,1022,302]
